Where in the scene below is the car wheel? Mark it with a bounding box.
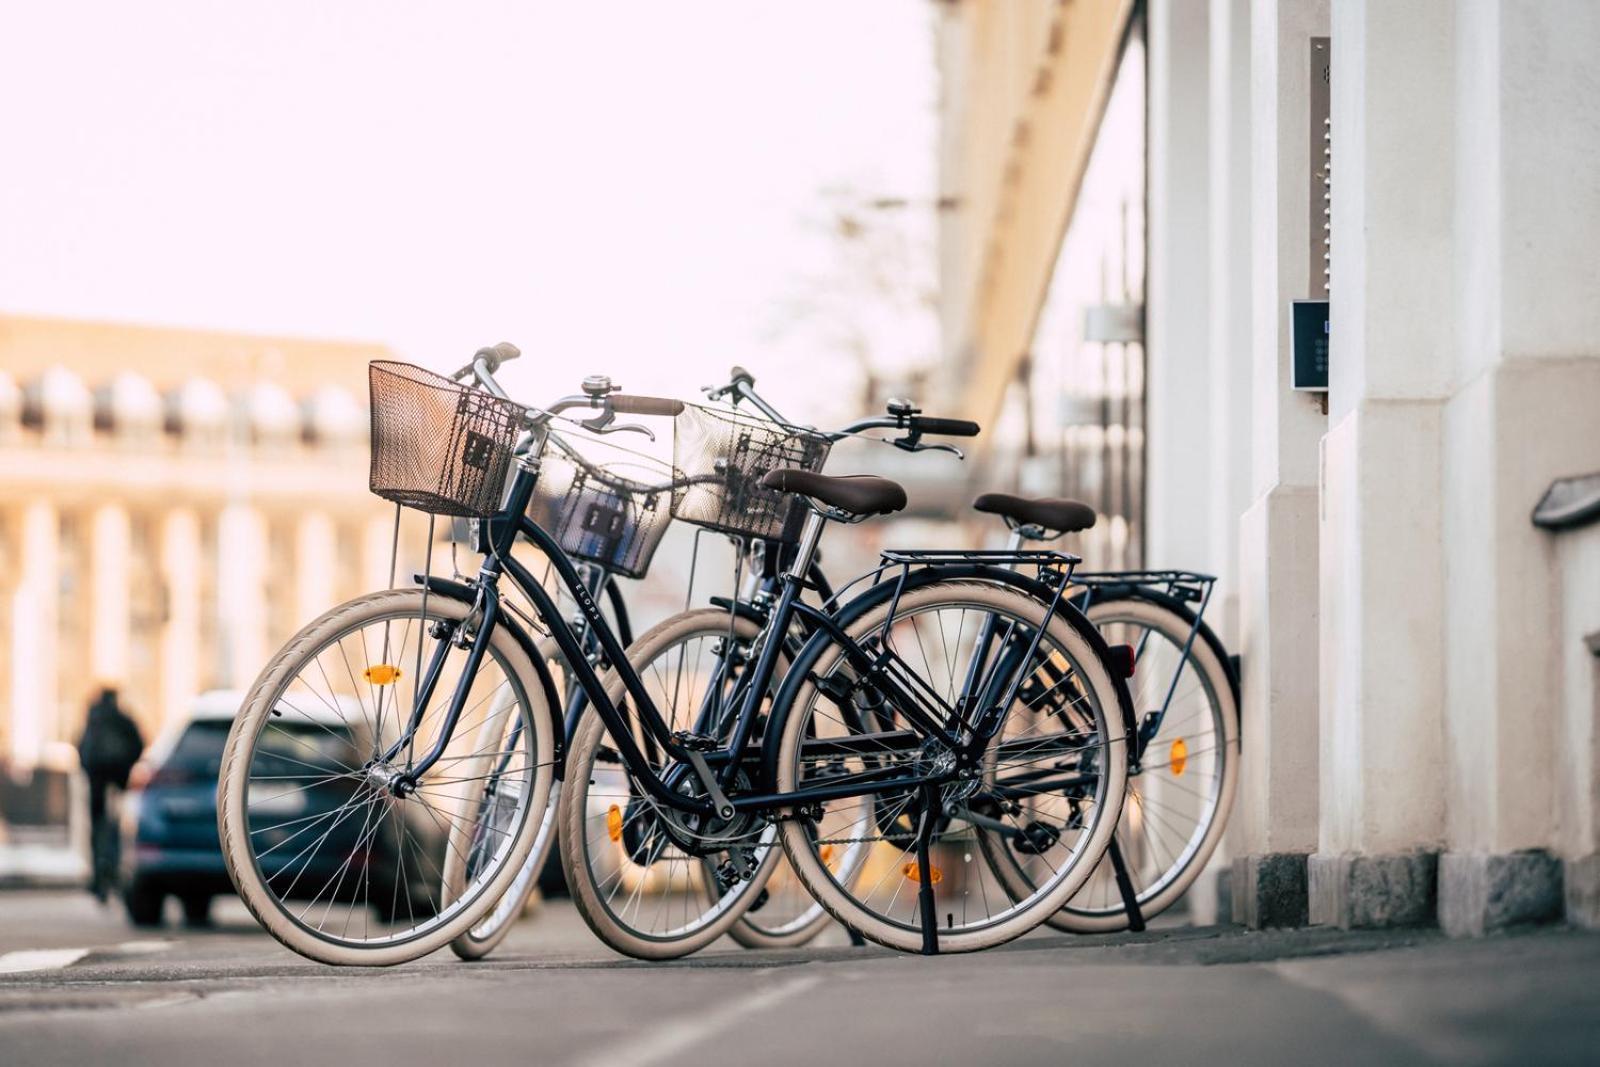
[180,892,213,927]
[124,880,165,927]
[370,884,440,926]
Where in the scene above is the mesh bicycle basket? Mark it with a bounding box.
[670,403,832,544]
[368,361,528,518]
[525,432,677,579]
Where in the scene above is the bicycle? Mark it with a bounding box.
[218,345,1128,963]
[713,369,1237,934]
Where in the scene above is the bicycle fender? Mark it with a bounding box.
[1083,586,1240,737]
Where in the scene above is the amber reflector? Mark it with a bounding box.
[364,665,402,686]
[607,804,623,843]
[901,862,943,885]
[1170,737,1188,777]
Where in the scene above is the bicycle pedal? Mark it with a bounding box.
[1011,820,1062,856]
[671,731,718,752]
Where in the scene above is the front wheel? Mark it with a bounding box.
[775,579,1127,954]
[218,588,553,966]
[559,608,784,960]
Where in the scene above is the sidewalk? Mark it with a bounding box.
[1,894,1596,1065]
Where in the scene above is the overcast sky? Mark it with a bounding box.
[0,1,936,424]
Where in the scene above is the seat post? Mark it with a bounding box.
[784,510,828,582]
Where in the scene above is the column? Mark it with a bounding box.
[1231,0,1328,928]
[1309,0,1454,930]
[1200,0,1254,924]
[1439,0,1600,935]
[216,503,268,690]
[88,503,132,685]
[1145,0,1213,573]
[9,500,59,768]
[294,511,338,627]
[158,508,201,732]
[1206,0,1254,647]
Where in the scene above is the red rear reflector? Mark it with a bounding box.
[1110,644,1136,679]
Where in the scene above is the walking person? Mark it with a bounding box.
[76,688,144,902]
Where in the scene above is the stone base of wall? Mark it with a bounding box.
[1309,851,1437,928]
[1214,864,1234,926]
[1231,852,1308,928]
[1439,850,1562,937]
[1564,853,1600,929]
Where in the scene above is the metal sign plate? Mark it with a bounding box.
[1291,300,1329,391]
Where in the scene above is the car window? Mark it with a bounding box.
[168,721,232,774]
[257,720,358,770]
[166,719,356,776]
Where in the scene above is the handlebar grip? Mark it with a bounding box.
[910,416,981,438]
[475,342,521,371]
[729,365,756,387]
[610,394,686,417]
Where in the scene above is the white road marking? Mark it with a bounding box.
[0,939,174,976]
[114,940,177,955]
[570,970,823,1067]
[0,948,90,974]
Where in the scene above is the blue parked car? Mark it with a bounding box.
[118,690,444,928]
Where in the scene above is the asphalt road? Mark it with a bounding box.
[2,889,1598,1066]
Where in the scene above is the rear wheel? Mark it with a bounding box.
[1047,595,1238,931]
[447,639,567,960]
[776,580,1127,954]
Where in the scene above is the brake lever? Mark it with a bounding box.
[890,436,965,461]
[921,442,965,460]
[587,420,657,442]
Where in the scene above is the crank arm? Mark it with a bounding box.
[683,749,736,821]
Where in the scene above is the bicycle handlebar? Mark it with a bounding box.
[611,395,686,417]
[479,341,521,370]
[705,366,979,455]
[908,415,980,438]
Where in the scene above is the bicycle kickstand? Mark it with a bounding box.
[915,782,941,956]
[1107,838,1146,933]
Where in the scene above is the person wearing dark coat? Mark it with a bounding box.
[77,688,144,901]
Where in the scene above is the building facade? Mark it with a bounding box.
[0,316,403,798]
[937,0,1600,933]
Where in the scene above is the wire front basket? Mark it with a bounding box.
[670,404,832,544]
[526,432,677,579]
[369,361,527,518]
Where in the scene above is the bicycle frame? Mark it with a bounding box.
[389,456,1091,824]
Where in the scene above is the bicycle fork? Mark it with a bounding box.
[369,578,505,796]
